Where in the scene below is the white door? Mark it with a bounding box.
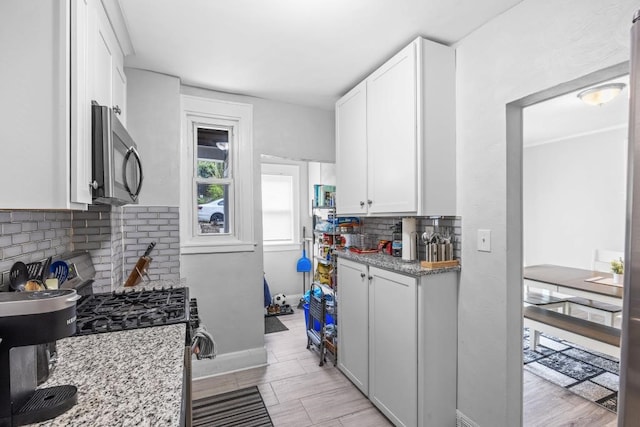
[336,81,368,215]
[369,266,417,427]
[337,258,369,394]
[367,41,418,214]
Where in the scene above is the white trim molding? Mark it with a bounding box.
[180,95,255,253]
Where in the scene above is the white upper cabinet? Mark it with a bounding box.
[92,0,127,125]
[367,42,418,215]
[336,81,368,215]
[335,37,456,217]
[0,0,130,209]
[71,0,92,205]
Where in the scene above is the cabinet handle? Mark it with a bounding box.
[360,273,366,279]
[89,180,98,190]
[368,276,373,281]
[367,199,372,206]
[113,105,122,115]
[360,201,365,208]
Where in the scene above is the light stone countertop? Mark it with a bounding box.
[27,323,186,427]
[336,250,461,277]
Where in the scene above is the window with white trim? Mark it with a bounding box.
[180,96,254,253]
[261,163,300,246]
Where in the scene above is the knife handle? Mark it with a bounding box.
[143,242,156,257]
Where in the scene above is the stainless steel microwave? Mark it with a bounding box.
[91,102,143,205]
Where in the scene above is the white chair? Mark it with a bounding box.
[592,249,624,273]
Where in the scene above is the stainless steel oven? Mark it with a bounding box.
[91,102,143,205]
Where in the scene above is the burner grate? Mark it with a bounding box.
[74,287,190,335]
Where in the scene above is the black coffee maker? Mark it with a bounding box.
[0,290,80,426]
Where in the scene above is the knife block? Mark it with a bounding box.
[124,256,151,287]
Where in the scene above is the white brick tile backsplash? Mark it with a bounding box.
[0,204,177,291]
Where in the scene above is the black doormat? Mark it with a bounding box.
[523,328,619,413]
[265,315,289,334]
[192,386,273,427]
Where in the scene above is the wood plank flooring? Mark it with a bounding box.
[193,309,618,427]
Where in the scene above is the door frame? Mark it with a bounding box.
[505,61,629,418]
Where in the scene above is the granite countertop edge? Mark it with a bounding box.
[336,250,461,277]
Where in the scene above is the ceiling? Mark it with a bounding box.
[118,0,524,110]
[523,75,630,147]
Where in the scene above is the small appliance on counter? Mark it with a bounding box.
[0,289,81,426]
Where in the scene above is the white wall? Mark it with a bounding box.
[455,1,636,425]
[126,68,181,206]
[524,128,627,270]
[126,79,335,377]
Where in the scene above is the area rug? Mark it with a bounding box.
[523,328,618,413]
[192,386,273,426]
[265,315,289,334]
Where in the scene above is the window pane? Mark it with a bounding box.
[197,128,229,179]
[197,183,229,234]
[262,174,294,242]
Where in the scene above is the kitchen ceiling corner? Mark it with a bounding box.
[117,0,524,109]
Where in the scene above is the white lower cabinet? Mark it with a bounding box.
[337,258,369,394]
[369,266,418,426]
[337,257,458,427]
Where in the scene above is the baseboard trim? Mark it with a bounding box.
[457,410,480,427]
[192,346,267,379]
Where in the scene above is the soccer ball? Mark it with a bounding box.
[273,293,287,307]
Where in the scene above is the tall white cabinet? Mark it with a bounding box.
[337,257,458,427]
[335,37,456,217]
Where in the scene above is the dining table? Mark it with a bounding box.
[523,264,624,306]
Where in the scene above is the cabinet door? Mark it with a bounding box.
[92,0,125,110]
[366,42,418,214]
[70,0,92,205]
[337,258,369,395]
[369,266,417,427]
[336,81,368,215]
[112,58,127,126]
[92,1,112,108]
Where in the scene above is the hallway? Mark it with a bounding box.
[193,309,617,426]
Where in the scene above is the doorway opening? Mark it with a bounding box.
[506,62,628,425]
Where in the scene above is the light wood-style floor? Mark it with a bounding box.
[193,309,617,427]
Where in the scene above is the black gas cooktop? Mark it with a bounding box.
[74,287,197,336]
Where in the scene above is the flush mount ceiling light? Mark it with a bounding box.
[577,83,626,106]
[216,142,229,151]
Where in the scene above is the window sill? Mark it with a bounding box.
[263,243,302,253]
[181,241,257,254]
